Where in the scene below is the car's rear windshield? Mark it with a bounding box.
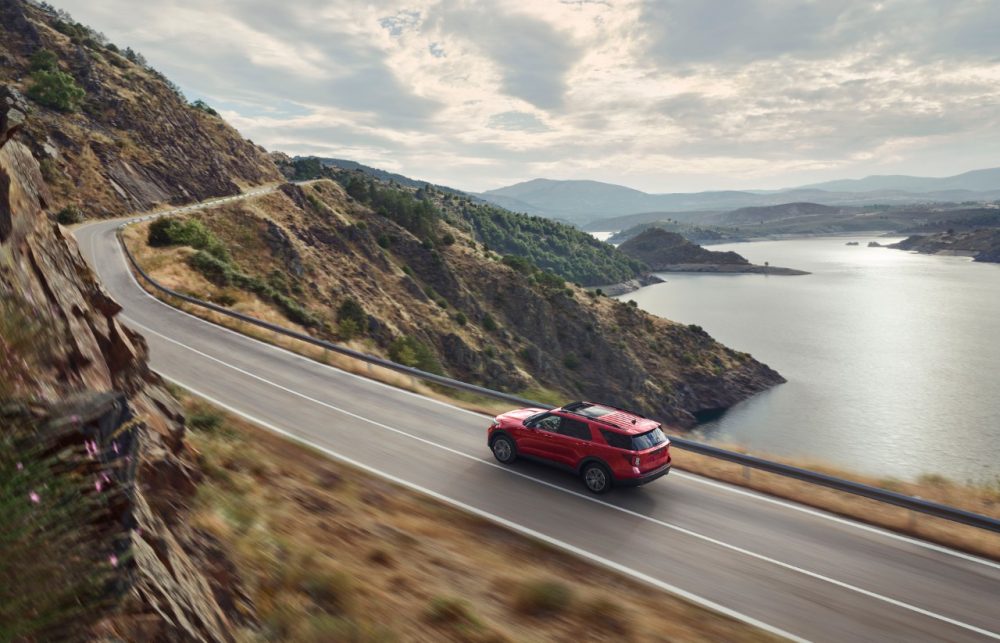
[601,427,667,451]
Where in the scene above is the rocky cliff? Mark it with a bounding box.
[2,59,236,643]
[0,0,280,217]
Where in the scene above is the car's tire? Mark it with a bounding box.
[491,435,517,464]
[582,462,612,494]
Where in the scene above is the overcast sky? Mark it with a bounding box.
[54,0,1000,193]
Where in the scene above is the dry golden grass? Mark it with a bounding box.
[179,392,776,642]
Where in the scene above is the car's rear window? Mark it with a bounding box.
[601,427,667,451]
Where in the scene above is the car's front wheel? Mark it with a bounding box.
[491,435,517,464]
[582,462,612,494]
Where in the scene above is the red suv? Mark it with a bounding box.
[487,401,672,494]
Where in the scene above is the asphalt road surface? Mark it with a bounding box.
[75,195,1000,642]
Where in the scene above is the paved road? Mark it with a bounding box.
[76,195,1000,642]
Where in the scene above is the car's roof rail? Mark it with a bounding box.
[563,400,647,420]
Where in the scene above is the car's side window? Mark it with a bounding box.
[558,418,592,441]
[534,414,562,432]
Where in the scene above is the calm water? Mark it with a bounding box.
[622,236,1000,484]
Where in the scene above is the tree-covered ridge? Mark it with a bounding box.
[283,157,645,286]
[451,200,645,286]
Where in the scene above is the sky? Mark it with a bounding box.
[52,0,1000,193]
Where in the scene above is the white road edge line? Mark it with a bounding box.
[99,217,1000,572]
[127,316,1000,641]
[162,374,809,643]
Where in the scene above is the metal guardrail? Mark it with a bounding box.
[116,207,1000,535]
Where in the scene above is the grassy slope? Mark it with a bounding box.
[179,390,775,642]
[124,179,784,428]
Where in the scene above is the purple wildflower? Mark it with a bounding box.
[29,491,40,504]
[95,479,103,492]
[16,462,23,471]
[109,554,118,567]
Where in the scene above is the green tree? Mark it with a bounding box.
[29,49,58,72]
[27,70,85,112]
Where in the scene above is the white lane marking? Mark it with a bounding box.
[672,471,1000,571]
[127,318,1000,641]
[91,217,1000,572]
[163,376,808,643]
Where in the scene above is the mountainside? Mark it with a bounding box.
[276,156,646,286]
[126,176,785,428]
[485,178,1000,226]
[1,80,232,640]
[708,202,845,225]
[798,167,1000,193]
[0,1,279,217]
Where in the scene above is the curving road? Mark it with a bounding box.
[76,193,1000,642]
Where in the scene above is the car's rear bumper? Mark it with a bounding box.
[616,462,671,487]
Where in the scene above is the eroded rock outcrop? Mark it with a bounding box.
[1,85,233,641]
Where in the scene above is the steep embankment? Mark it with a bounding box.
[618,228,808,275]
[1,86,234,639]
[889,229,1000,263]
[0,0,279,217]
[126,177,785,428]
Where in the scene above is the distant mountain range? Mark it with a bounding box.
[478,170,1000,227]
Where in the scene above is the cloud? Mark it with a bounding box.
[47,0,1000,192]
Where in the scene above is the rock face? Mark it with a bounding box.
[1,81,233,640]
[889,230,1000,263]
[0,0,280,217]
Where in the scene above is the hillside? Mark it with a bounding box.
[126,176,785,427]
[484,178,1000,226]
[617,228,808,275]
[799,167,1000,193]
[707,202,845,226]
[889,229,1000,263]
[0,1,279,217]
[276,156,647,286]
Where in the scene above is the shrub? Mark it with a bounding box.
[377,234,391,248]
[27,70,85,112]
[337,298,366,328]
[188,410,223,433]
[337,318,360,341]
[482,312,498,332]
[502,254,534,275]
[148,218,228,259]
[563,353,580,370]
[389,336,442,374]
[55,205,83,225]
[425,596,479,626]
[454,311,467,326]
[401,265,413,276]
[512,579,574,616]
[0,415,121,640]
[29,48,58,72]
[439,232,456,246]
[533,271,564,290]
[188,250,234,286]
[190,99,218,116]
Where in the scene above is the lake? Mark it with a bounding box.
[622,236,1000,484]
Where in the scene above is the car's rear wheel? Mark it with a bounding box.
[491,435,517,464]
[582,462,612,494]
